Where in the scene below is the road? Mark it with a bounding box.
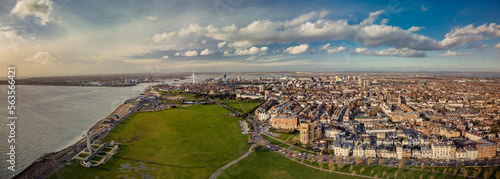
[209,145,255,179]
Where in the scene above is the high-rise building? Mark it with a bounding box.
[238,76,241,81]
[192,68,196,83]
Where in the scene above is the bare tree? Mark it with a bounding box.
[398,159,405,169]
[419,174,423,179]
[383,171,387,177]
[420,163,425,171]
[337,163,344,170]
[336,155,342,163]
[355,157,362,165]
[429,176,435,179]
[360,167,365,174]
[371,170,374,176]
[350,165,354,172]
[317,155,324,168]
[483,169,493,179]
[379,159,384,166]
[461,168,468,177]
[453,168,458,176]
[443,167,448,174]
[496,171,500,179]
[473,170,480,178]
[394,171,399,179]
[346,157,351,163]
[352,170,356,177]
[367,158,373,165]
[329,164,336,172]
[374,174,378,179]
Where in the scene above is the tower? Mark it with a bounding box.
[86,131,93,153]
[192,68,196,84]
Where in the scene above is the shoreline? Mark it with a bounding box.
[13,102,139,179]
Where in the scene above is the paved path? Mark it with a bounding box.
[209,145,255,179]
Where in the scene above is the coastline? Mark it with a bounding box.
[13,102,139,179]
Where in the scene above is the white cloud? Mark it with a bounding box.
[438,23,500,49]
[161,55,169,59]
[326,46,347,54]
[174,52,181,56]
[285,44,309,54]
[11,0,55,25]
[246,56,256,61]
[200,49,213,55]
[495,43,500,49]
[359,10,384,26]
[354,47,368,53]
[147,16,158,21]
[152,32,176,43]
[183,50,198,57]
[233,46,268,55]
[25,52,57,65]
[319,43,330,50]
[437,51,473,57]
[217,41,228,48]
[362,48,426,58]
[0,26,27,50]
[421,5,429,11]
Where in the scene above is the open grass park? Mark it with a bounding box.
[50,104,248,178]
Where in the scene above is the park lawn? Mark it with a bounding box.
[306,161,473,179]
[262,135,283,145]
[181,104,232,115]
[221,99,244,113]
[50,105,248,179]
[101,147,113,152]
[219,149,365,179]
[77,153,89,158]
[239,102,261,112]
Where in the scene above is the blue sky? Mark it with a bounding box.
[0,0,499,77]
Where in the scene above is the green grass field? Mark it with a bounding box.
[50,105,248,179]
[262,135,283,145]
[180,104,232,115]
[219,149,365,179]
[220,99,261,114]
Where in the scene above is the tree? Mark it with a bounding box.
[307,154,314,164]
[495,171,500,179]
[419,174,423,179]
[328,160,335,169]
[360,167,365,174]
[431,168,435,173]
[420,163,425,171]
[374,174,378,179]
[473,170,480,178]
[443,167,448,174]
[350,165,354,172]
[346,157,351,163]
[383,171,387,177]
[329,164,336,172]
[352,170,356,177]
[336,155,343,163]
[367,158,373,165]
[371,170,374,175]
[248,136,253,144]
[398,159,405,169]
[461,168,468,177]
[355,157,362,165]
[379,159,384,166]
[483,169,493,179]
[294,151,299,159]
[429,176,434,179]
[394,171,399,179]
[317,155,324,168]
[337,163,344,170]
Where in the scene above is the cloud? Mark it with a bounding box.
[147,16,158,21]
[161,55,169,59]
[199,49,213,55]
[217,41,228,48]
[174,52,181,56]
[319,44,347,54]
[233,46,268,55]
[438,23,500,49]
[122,59,161,64]
[362,48,427,58]
[183,50,198,57]
[437,51,473,57]
[246,56,256,61]
[285,44,309,54]
[25,52,57,65]
[494,43,500,49]
[354,47,368,53]
[152,32,176,43]
[420,5,429,11]
[0,26,27,50]
[359,10,384,26]
[11,0,55,25]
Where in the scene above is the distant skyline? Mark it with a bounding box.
[0,0,499,77]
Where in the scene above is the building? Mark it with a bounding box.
[477,141,496,159]
[299,120,322,144]
[465,146,478,160]
[271,116,298,130]
[431,143,455,160]
[364,145,376,158]
[396,145,403,159]
[353,145,364,158]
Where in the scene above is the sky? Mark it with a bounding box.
[0,0,499,77]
